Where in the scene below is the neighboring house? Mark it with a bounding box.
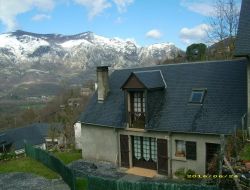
[0,134,12,153]
[74,122,82,149]
[68,98,81,108]
[0,123,63,154]
[79,0,250,177]
[80,87,92,96]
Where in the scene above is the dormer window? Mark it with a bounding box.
[129,91,145,128]
[189,89,206,104]
[121,70,167,129]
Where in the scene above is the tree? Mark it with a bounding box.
[186,43,207,62]
[206,0,240,59]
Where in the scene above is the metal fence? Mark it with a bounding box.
[24,142,76,190]
[24,142,219,190]
[86,175,219,190]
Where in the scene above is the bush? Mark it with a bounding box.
[0,152,17,161]
[175,168,186,179]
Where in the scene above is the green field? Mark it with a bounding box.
[53,150,82,164]
[0,156,59,179]
[0,150,82,179]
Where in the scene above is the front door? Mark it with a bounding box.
[132,136,157,170]
[120,135,129,168]
[157,139,168,175]
[206,143,220,174]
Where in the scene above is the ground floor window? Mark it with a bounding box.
[132,136,157,162]
[175,140,197,160]
[175,140,185,157]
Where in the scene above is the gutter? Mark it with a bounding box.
[81,122,124,129]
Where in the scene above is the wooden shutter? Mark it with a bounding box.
[120,135,129,168]
[186,141,196,160]
[157,139,168,175]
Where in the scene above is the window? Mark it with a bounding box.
[151,138,157,162]
[175,140,185,157]
[189,89,206,103]
[175,140,197,160]
[129,91,146,128]
[133,92,145,113]
[134,136,141,159]
[186,141,197,160]
[143,137,150,161]
[133,136,157,162]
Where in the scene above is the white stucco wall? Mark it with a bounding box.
[119,129,221,176]
[81,124,118,164]
[171,133,221,175]
[81,124,222,176]
[74,122,82,149]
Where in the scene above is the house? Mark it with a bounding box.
[80,87,92,96]
[0,123,63,154]
[74,122,82,149]
[0,133,12,153]
[68,98,81,108]
[78,0,250,177]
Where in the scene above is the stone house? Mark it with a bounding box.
[78,0,250,177]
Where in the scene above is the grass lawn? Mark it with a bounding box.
[0,156,59,179]
[53,150,82,164]
[240,143,250,160]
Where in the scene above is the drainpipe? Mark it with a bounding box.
[169,132,173,178]
[115,128,119,167]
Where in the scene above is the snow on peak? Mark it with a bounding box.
[0,33,49,58]
[59,39,91,48]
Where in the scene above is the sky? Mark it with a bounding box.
[0,0,241,50]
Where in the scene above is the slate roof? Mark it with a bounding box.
[131,70,166,89]
[0,134,12,146]
[235,0,250,57]
[0,123,63,150]
[80,59,247,135]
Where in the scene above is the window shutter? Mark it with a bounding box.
[186,141,196,160]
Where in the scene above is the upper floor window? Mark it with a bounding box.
[133,92,145,113]
[129,91,145,128]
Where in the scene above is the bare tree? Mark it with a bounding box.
[207,0,240,59]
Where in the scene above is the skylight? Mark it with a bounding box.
[189,89,206,104]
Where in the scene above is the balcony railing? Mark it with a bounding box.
[129,112,145,129]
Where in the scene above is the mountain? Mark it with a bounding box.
[0,30,184,99]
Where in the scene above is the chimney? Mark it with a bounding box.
[96,66,109,102]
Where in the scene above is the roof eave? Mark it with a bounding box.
[146,128,231,136]
[81,121,125,129]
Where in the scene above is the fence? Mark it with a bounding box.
[24,142,219,190]
[24,142,76,190]
[86,175,219,190]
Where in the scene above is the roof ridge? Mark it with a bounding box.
[114,58,247,71]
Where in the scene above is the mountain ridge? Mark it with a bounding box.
[0,30,184,99]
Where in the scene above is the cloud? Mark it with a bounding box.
[181,0,214,17]
[179,24,211,44]
[74,0,111,19]
[145,29,162,39]
[0,0,55,31]
[32,14,51,21]
[113,0,134,12]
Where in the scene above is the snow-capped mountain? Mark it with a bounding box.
[0,30,184,98]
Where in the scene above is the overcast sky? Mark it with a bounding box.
[0,0,242,50]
